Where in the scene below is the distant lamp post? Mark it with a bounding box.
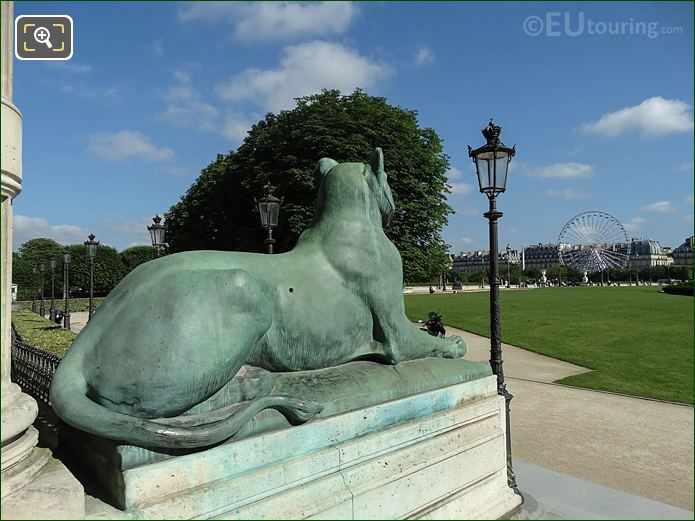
[84,234,99,320]
[148,215,167,257]
[38,260,46,316]
[505,244,511,288]
[468,119,518,492]
[49,256,57,321]
[31,264,38,313]
[256,182,283,254]
[63,247,71,330]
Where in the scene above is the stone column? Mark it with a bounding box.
[1,0,40,474]
[1,4,84,517]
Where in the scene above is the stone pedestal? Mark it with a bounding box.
[81,373,521,519]
[1,3,85,518]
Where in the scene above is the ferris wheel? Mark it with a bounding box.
[558,211,629,272]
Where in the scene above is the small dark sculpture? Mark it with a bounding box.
[419,312,446,338]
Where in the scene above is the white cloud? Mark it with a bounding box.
[678,161,693,172]
[449,183,473,196]
[48,61,92,73]
[59,84,119,101]
[221,112,253,142]
[446,166,463,180]
[13,215,89,250]
[528,162,594,179]
[641,201,676,213]
[160,67,252,144]
[623,217,646,232]
[159,165,190,176]
[102,217,154,240]
[451,237,474,250]
[161,67,219,133]
[87,131,174,162]
[149,38,163,57]
[216,41,392,113]
[580,97,694,137]
[178,2,358,43]
[413,46,434,67]
[544,188,588,200]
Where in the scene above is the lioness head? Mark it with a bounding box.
[315,148,396,228]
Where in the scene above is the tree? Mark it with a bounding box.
[166,89,454,282]
[12,238,65,300]
[120,245,158,275]
[64,243,124,296]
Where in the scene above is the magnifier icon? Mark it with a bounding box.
[33,26,53,49]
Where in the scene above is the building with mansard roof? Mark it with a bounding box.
[672,236,693,267]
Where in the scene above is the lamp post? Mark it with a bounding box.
[49,256,57,321]
[148,215,166,257]
[84,234,99,319]
[31,264,38,313]
[468,119,519,492]
[39,259,46,316]
[63,247,71,330]
[256,183,283,254]
[505,244,511,288]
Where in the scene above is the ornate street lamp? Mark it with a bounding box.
[256,183,283,254]
[38,259,46,317]
[63,247,71,330]
[49,256,57,321]
[84,234,99,319]
[468,119,518,492]
[31,264,38,313]
[148,215,166,257]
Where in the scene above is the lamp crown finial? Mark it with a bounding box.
[482,119,502,146]
[88,233,95,241]
[153,214,162,224]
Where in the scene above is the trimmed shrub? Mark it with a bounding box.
[12,309,76,356]
[15,297,105,313]
[662,283,694,296]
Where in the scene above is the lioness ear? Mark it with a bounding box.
[316,158,338,178]
[370,147,384,175]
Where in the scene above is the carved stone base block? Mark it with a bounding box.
[84,374,521,519]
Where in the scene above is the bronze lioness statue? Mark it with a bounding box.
[50,148,466,449]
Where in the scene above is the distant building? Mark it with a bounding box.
[628,238,673,269]
[451,249,520,273]
[522,243,577,270]
[672,236,693,267]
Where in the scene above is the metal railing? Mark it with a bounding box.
[11,327,62,405]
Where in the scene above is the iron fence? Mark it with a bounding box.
[11,327,62,405]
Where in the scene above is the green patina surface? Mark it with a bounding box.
[50,149,475,450]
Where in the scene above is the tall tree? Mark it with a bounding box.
[65,243,124,295]
[12,238,65,300]
[120,245,158,275]
[166,89,453,281]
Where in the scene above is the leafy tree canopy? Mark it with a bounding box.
[12,238,65,299]
[120,245,158,275]
[165,89,454,282]
[12,238,124,298]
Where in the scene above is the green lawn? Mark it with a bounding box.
[404,286,694,404]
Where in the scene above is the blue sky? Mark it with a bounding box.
[12,1,694,253]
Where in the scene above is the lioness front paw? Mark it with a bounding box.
[430,335,467,359]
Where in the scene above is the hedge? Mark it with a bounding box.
[662,283,694,296]
[15,297,105,313]
[12,309,76,356]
